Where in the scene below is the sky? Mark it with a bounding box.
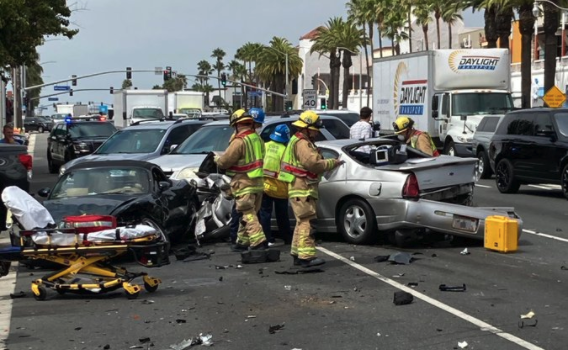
[35,0,483,113]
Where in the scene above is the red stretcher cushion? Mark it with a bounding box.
[62,215,117,234]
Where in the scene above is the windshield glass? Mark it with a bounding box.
[173,125,234,154]
[553,113,568,137]
[452,93,514,116]
[179,108,201,119]
[96,129,166,154]
[133,108,165,119]
[68,123,117,138]
[51,167,149,198]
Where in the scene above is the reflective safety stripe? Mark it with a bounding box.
[234,185,264,197]
[249,231,266,246]
[280,162,319,180]
[263,169,278,177]
[288,188,317,199]
[226,131,265,177]
[228,159,263,172]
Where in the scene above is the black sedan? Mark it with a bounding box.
[38,160,198,242]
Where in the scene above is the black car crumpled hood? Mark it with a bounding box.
[44,195,138,223]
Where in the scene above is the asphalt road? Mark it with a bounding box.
[3,133,568,350]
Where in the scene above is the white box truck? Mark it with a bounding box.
[167,91,204,119]
[372,49,513,155]
[113,90,168,128]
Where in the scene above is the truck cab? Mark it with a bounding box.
[432,90,514,155]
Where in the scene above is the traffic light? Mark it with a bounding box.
[70,89,73,97]
[126,67,132,79]
[221,73,227,87]
[311,75,316,88]
[285,101,293,111]
[71,75,77,86]
[164,66,172,82]
[320,98,327,110]
[110,86,114,94]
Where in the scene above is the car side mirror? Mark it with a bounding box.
[158,181,171,191]
[169,144,178,152]
[431,96,439,111]
[432,110,439,119]
[38,188,51,198]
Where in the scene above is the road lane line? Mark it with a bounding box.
[523,229,568,243]
[528,185,554,190]
[475,184,491,188]
[317,246,545,350]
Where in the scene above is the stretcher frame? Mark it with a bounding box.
[0,226,169,301]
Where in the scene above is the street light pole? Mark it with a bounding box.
[285,52,289,110]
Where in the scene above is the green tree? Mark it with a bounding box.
[236,42,263,82]
[431,0,445,49]
[256,37,302,111]
[211,48,226,97]
[442,2,464,49]
[162,74,187,92]
[413,0,434,50]
[373,0,389,58]
[197,60,213,102]
[337,21,368,108]
[542,0,559,95]
[122,79,132,89]
[25,60,44,115]
[0,0,78,67]
[382,5,409,55]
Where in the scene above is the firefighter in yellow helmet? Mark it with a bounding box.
[215,109,267,251]
[278,111,344,267]
[393,116,440,157]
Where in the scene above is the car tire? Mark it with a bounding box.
[561,164,568,200]
[477,150,493,179]
[338,198,377,245]
[47,152,58,174]
[495,158,520,194]
[444,140,455,156]
[38,126,44,133]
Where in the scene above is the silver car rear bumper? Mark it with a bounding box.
[371,198,522,240]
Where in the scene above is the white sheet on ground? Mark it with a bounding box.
[1,186,55,230]
[32,224,158,246]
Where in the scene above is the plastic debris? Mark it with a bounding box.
[393,291,413,305]
[349,256,356,261]
[407,282,418,287]
[268,324,285,334]
[458,341,468,348]
[141,299,154,304]
[199,333,213,346]
[388,252,414,265]
[247,315,257,318]
[460,248,470,255]
[392,273,405,278]
[10,291,26,299]
[521,311,535,319]
[176,319,187,324]
[518,319,538,328]
[284,285,292,291]
[439,284,466,292]
[275,268,324,275]
[169,339,193,350]
[373,255,389,263]
[139,337,150,343]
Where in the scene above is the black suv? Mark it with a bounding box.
[47,119,117,173]
[489,108,568,198]
[24,116,52,133]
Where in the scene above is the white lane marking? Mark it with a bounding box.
[523,229,568,243]
[317,246,545,350]
[528,184,561,190]
[475,184,491,188]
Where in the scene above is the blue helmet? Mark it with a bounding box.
[248,108,265,124]
[270,124,291,143]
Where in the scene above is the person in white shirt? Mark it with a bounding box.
[349,107,373,153]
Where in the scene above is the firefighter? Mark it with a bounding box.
[393,116,440,157]
[259,124,292,246]
[215,109,267,251]
[279,111,343,267]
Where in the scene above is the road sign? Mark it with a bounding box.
[99,105,108,113]
[543,85,566,108]
[48,97,59,101]
[54,85,70,91]
[303,89,317,109]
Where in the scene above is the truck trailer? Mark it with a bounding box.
[112,90,168,128]
[167,91,204,119]
[372,49,513,155]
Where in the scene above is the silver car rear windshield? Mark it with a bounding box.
[172,125,234,154]
[96,129,166,154]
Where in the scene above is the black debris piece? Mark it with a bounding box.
[241,249,281,264]
[431,254,437,258]
[373,255,390,263]
[103,345,110,349]
[518,319,538,328]
[174,245,211,262]
[268,324,285,334]
[439,284,466,292]
[219,276,223,282]
[274,268,324,275]
[393,291,414,305]
[561,266,568,271]
[176,319,187,324]
[10,291,26,299]
[74,327,82,331]
[407,282,419,287]
[139,337,151,343]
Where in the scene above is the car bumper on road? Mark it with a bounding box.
[453,142,474,158]
[371,198,522,240]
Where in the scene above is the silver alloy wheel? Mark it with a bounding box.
[343,204,367,239]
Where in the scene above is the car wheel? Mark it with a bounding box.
[38,126,44,133]
[444,140,455,156]
[561,164,568,200]
[338,198,377,245]
[477,150,493,179]
[495,158,520,193]
[47,152,58,174]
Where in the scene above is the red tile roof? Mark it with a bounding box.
[300,28,320,40]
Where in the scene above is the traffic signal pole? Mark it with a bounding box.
[29,88,124,101]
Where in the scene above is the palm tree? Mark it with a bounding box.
[197,59,213,103]
[256,37,302,111]
[236,42,263,82]
[431,0,445,49]
[211,48,226,97]
[442,2,464,49]
[347,0,374,104]
[413,0,433,50]
[311,17,344,109]
[373,0,388,58]
[337,21,368,108]
[382,5,409,55]
[518,1,536,108]
[472,0,498,48]
[542,0,560,94]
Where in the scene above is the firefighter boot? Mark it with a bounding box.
[298,257,326,268]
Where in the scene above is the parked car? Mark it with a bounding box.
[0,144,32,231]
[24,116,52,133]
[472,116,502,179]
[150,115,350,179]
[47,118,117,174]
[489,108,568,198]
[307,138,521,245]
[59,119,209,175]
[38,160,198,242]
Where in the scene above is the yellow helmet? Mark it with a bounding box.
[393,116,414,134]
[292,110,323,131]
[230,109,253,126]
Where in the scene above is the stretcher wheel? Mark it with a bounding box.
[34,286,47,301]
[144,281,159,293]
[126,290,140,299]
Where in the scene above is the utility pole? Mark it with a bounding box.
[12,66,22,128]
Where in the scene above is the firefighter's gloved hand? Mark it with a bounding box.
[333,159,345,169]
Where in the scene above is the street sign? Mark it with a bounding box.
[155,67,163,75]
[54,85,70,91]
[543,85,566,108]
[248,91,262,97]
[99,105,108,113]
[303,89,317,109]
[48,97,59,101]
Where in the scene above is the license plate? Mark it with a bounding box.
[452,216,478,232]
